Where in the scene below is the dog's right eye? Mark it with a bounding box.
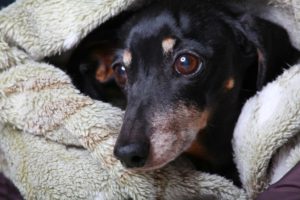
[174,53,202,76]
[113,63,127,87]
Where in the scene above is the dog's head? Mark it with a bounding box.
[113,1,299,170]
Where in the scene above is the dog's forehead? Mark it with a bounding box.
[125,11,189,48]
[123,10,224,56]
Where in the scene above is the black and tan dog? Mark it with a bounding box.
[111,0,300,184]
[66,12,134,109]
[67,38,126,108]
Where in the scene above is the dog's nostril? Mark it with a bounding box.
[131,156,142,163]
[114,143,149,168]
[130,155,146,167]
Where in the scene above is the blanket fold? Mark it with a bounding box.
[233,64,300,199]
[0,0,299,199]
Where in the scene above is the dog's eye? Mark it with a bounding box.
[113,64,127,87]
[174,54,202,76]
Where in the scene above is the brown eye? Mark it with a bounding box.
[174,53,202,75]
[113,64,127,87]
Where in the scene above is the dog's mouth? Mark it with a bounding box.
[126,146,190,172]
[129,158,175,172]
[127,104,210,171]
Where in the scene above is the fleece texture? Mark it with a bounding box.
[0,0,299,199]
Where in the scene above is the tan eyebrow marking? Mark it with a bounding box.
[224,77,235,90]
[123,49,132,67]
[162,37,176,54]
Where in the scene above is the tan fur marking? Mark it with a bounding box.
[224,78,235,90]
[91,48,115,83]
[123,50,132,67]
[136,103,210,171]
[95,64,114,83]
[162,37,176,54]
[185,140,205,157]
[185,140,208,159]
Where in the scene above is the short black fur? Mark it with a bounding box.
[113,0,300,185]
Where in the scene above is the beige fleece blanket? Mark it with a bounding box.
[0,0,299,199]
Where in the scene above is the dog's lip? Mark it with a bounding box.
[125,155,178,172]
[127,163,168,172]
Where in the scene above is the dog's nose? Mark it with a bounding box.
[114,143,149,168]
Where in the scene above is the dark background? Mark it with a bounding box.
[0,0,15,9]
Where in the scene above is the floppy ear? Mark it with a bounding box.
[230,14,299,89]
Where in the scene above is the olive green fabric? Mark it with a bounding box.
[0,0,299,199]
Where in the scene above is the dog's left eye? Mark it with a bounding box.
[174,53,202,76]
[113,64,127,87]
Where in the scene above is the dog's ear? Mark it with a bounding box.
[229,13,299,90]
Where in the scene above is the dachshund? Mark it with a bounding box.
[65,13,131,109]
[112,0,300,185]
